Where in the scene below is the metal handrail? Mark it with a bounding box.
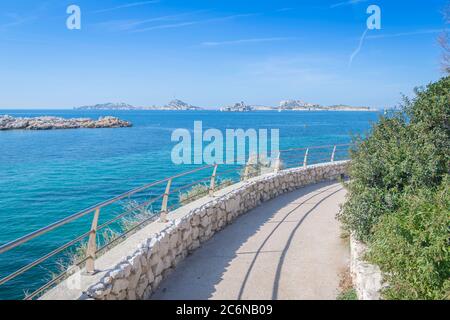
[0,165,214,293]
[24,255,90,301]
[170,176,213,195]
[0,231,90,287]
[216,167,244,176]
[279,143,350,153]
[0,165,213,255]
[95,193,166,233]
[0,144,351,300]
[169,189,210,211]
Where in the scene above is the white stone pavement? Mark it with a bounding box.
[151,181,349,300]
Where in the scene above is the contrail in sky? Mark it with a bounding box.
[349,28,369,67]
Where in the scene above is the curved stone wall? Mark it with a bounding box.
[350,235,384,300]
[42,161,348,300]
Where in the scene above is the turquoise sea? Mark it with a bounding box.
[0,110,379,299]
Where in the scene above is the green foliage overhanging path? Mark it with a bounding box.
[338,76,450,300]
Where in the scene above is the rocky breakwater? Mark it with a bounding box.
[0,115,132,130]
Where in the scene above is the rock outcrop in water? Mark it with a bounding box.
[220,101,253,112]
[0,115,132,130]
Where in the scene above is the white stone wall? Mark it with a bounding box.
[42,161,348,300]
[350,235,384,300]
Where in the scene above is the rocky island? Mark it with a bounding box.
[220,101,253,112]
[0,115,132,131]
[220,100,372,112]
[76,103,135,110]
[277,100,321,110]
[268,100,371,111]
[75,100,203,111]
[159,99,203,111]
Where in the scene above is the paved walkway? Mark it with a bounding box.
[151,181,349,300]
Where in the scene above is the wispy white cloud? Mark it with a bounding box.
[244,55,339,83]
[93,1,160,14]
[0,13,37,29]
[366,29,443,39]
[96,20,138,32]
[131,13,259,33]
[0,2,50,33]
[95,11,207,32]
[131,20,198,32]
[202,37,297,47]
[330,0,368,9]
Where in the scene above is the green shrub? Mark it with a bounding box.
[179,183,210,205]
[338,76,449,300]
[368,183,450,300]
[338,76,450,242]
[48,201,155,289]
[337,288,358,300]
[239,156,274,180]
[179,178,234,205]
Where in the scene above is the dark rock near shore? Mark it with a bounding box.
[0,115,132,131]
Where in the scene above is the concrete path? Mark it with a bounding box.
[151,181,349,300]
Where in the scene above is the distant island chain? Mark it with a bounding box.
[75,99,374,112]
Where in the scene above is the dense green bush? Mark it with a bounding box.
[339,76,450,242]
[338,76,449,299]
[368,183,450,300]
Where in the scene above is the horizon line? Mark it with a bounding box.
[0,106,382,111]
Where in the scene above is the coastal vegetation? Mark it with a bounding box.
[337,266,358,300]
[179,178,234,206]
[338,76,450,299]
[51,177,238,282]
[337,288,358,300]
[47,200,156,292]
[239,158,275,180]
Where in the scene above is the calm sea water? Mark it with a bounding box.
[0,110,379,299]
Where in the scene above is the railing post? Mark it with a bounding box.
[303,148,309,168]
[331,145,337,162]
[85,208,100,274]
[209,164,218,196]
[274,152,281,173]
[160,179,172,223]
[243,155,255,181]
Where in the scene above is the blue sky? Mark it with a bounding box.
[0,0,448,109]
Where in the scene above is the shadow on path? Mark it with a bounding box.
[151,181,344,300]
[237,185,341,300]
